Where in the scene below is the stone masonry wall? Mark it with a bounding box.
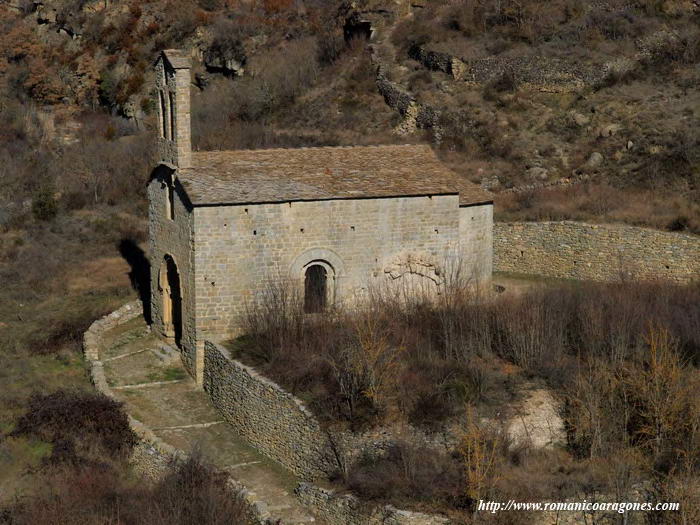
[494,222,700,283]
[202,341,451,524]
[148,172,198,377]
[295,483,449,525]
[155,55,192,169]
[460,204,493,283]
[203,341,336,480]
[194,195,464,343]
[83,302,270,524]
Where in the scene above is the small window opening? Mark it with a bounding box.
[304,264,327,313]
[159,91,167,138]
[165,91,172,140]
[169,91,176,140]
[166,180,175,221]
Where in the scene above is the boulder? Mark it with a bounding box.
[585,152,604,169]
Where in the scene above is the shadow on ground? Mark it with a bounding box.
[118,239,151,324]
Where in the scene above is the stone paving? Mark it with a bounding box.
[99,316,320,524]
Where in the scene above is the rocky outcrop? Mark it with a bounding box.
[407,25,696,94]
[203,47,246,77]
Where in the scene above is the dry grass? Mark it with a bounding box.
[496,183,700,234]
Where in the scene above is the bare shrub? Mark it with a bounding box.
[624,327,700,471]
[192,38,321,149]
[237,277,700,514]
[207,17,248,72]
[1,452,248,525]
[483,68,519,102]
[491,288,570,373]
[444,0,488,38]
[335,305,406,420]
[241,278,305,364]
[347,440,463,507]
[564,325,700,473]
[31,180,58,221]
[458,408,509,506]
[11,390,137,465]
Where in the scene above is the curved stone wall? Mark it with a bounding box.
[83,302,270,524]
[86,306,448,524]
[494,221,700,283]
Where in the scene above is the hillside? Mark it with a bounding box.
[1,0,699,232]
[0,0,699,522]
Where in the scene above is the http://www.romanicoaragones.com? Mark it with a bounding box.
[477,499,680,514]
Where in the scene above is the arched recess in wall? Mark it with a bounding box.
[290,248,345,312]
[159,254,182,347]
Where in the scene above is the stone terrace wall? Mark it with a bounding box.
[83,302,270,525]
[202,342,452,524]
[203,341,337,480]
[295,483,449,525]
[494,222,700,283]
[408,44,599,92]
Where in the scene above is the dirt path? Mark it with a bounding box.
[99,317,320,524]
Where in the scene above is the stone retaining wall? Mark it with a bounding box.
[202,341,337,480]
[295,483,449,525]
[375,65,440,133]
[494,222,700,283]
[408,44,598,92]
[407,33,685,94]
[83,302,270,525]
[202,341,452,524]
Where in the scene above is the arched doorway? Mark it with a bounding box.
[304,264,328,313]
[159,254,182,346]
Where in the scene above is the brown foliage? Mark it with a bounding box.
[1,453,248,525]
[11,390,137,465]
[347,440,464,507]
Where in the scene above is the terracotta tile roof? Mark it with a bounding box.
[177,145,493,206]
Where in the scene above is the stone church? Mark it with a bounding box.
[149,50,493,384]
